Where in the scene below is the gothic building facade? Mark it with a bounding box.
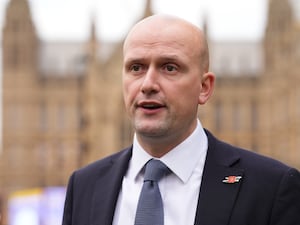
[205,0,300,165]
[0,0,300,223]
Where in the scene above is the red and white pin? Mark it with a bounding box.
[222,175,242,184]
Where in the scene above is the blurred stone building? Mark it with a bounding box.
[0,0,299,223]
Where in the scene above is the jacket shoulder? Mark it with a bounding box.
[74,147,132,179]
[204,129,293,173]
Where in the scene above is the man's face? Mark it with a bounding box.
[122,19,206,143]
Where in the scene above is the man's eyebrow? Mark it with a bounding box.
[124,59,144,68]
[124,54,182,65]
[124,56,147,62]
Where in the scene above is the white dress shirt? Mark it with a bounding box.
[112,120,208,225]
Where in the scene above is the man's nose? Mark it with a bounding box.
[140,68,160,94]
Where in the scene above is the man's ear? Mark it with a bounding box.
[198,72,215,105]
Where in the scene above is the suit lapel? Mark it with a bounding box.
[194,131,244,225]
[90,148,132,225]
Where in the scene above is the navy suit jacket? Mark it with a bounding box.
[62,130,300,225]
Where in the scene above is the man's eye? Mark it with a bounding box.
[130,64,141,72]
[166,65,175,71]
[163,64,177,72]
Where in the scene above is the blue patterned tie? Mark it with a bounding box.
[134,159,170,225]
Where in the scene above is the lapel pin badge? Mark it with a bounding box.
[222,175,242,184]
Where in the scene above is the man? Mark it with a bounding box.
[62,15,300,225]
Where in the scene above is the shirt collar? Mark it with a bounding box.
[128,120,208,183]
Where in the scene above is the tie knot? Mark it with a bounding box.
[144,159,170,182]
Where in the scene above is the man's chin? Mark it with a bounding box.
[134,122,168,137]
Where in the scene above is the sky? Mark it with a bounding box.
[0,0,270,42]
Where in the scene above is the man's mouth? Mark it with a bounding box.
[137,101,165,110]
[141,104,162,109]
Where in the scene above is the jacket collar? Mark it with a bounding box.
[194,129,244,225]
[90,147,132,225]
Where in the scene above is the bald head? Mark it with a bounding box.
[123,14,210,72]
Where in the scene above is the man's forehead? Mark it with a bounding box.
[124,25,195,52]
[123,37,190,61]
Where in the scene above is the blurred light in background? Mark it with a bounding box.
[8,187,66,225]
